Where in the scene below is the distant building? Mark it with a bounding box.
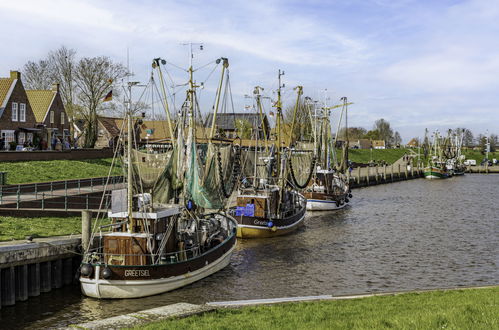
[372,140,386,149]
[73,116,122,149]
[349,139,372,149]
[0,71,38,150]
[204,113,270,139]
[406,138,419,148]
[26,83,70,147]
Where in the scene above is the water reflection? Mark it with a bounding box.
[1,174,498,329]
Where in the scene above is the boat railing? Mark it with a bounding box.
[86,245,203,265]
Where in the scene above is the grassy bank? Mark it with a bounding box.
[0,216,83,241]
[0,215,111,241]
[462,150,499,163]
[0,158,121,184]
[340,148,410,165]
[136,287,498,330]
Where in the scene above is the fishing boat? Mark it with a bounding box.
[423,130,451,180]
[303,96,352,211]
[230,72,307,238]
[80,51,238,298]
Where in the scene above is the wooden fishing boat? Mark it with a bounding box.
[80,51,239,298]
[230,73,309,238]
[303,96,352,211]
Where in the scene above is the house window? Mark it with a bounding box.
[1,130,15,149]
[61,112,65,125]
[27,133,33,143]
[18,132,26,144]
[50,111,54,124]
[19,103,26,122]
[12,103,18,121]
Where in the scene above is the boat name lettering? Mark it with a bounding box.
[253,220,268,226]
[124,270,150,277]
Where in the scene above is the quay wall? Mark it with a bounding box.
[348,164,423,189]
[0,237,82,309]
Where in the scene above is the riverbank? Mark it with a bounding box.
[112,287,497,329]
[0,158,121,184]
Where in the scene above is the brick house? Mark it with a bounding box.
[0,71,38,150]
[26,83,70,149]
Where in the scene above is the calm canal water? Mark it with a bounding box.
[1,174,498,329]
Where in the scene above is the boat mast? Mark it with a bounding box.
[209,58,229,140]
[127,82,135,233]
[152,59,175,144]
[275,69,284,179]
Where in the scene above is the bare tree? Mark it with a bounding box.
[48,46,78,121]
[74,56,127,148]
[22,60,53,89]
[393,131,402,146]
[373,118,394,147]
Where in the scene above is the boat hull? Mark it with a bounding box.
[236,212,305,238]
[306,199,348,211]
[424,167,449,179]
[80,243,235,299]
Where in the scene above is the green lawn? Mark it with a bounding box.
[0,158,122,184]
[462,150,499,163]
[0,216,83,241]
[0,215,111,241]
[135,287,498,330]
[339,148,410,165]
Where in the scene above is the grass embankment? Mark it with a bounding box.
[340,148,410,165]
[0,216,83,241]
[462,150,499,163]
[136,288,498,330]
[0,216,111,241]
[0,158,121,184]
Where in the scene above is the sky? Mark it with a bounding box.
[0,0,498,142]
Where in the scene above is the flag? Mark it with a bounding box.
[103,90,112,102]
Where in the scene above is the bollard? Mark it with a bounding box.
[82,210,93,252]
[41,192,45,209]
[28,263,40,297]
[51,259,63,289]
[15,264,28,302]
[40,261,52,293]
[1,267,16,306]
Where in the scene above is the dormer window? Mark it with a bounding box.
[19,103,26,122]
[12,102,18,121]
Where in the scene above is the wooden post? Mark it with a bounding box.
[383,165,387,181]
[391,164,394,182]
[1,267,16,306]
[366,167,370,185]
[82,210,92,252]
[376,165,379,183]
[398,164,401,180]
[357,167,361,184]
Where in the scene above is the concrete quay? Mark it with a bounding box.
[0,235,82,309]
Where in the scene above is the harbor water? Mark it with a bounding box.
[1,174,498,329]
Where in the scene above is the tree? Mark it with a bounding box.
[393,131,402,147]
[373,118,393,146]
[47,46,78,122]
[74,56,127,148]
[460,128,474,147]
[490,134,498,152]
[22,59,53,89]
[338,127,367,140]
[23,46,79,121]
[235,119,253,139]
[364,129,381,140]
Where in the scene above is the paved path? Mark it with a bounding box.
[0,182,124,206]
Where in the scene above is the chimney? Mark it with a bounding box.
[51,83,60,93]
[10,71,21,80]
